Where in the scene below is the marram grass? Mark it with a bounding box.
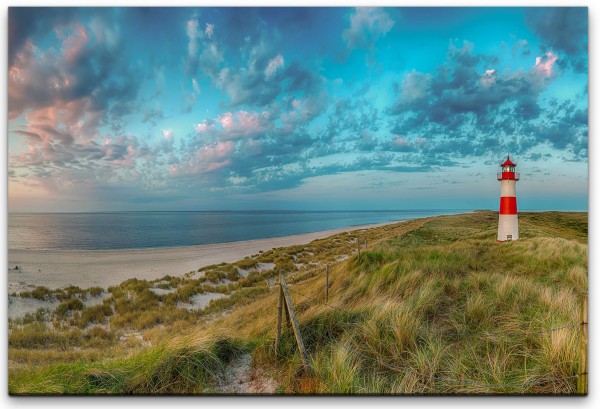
[9,211,587,394]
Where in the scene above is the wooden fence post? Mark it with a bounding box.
[357,238,360,259]
[279,271,312,374]
[325,265,329,303]
[284,293,291,329]
[275,275,284,354]
[577,292,588,394]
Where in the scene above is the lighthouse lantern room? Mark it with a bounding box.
[497,156,520,241]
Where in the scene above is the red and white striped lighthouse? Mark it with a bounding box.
[497,156,520,241]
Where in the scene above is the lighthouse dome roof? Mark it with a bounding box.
[501,156,516,167]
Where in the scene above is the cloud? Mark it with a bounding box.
[184,11,324,108]
[194,119,216,133]
[9,13,139,132]
[526,7,587,56]
[191,110,274,146]
[181,78,202,113]
[280,92,327,133]
[192,78,201,94]
[265,54,285,79]
[8,10,174,198]
[526,7,587,72]
[216,110,272,140]
[170,140,236,178]
[398,70,432,104]
[185,16,222,78]
[342,7,394,51]
[533,51,558,78]
[205,23,214,39]
[386,40,587,162]
[8,7,82,66]
[512,39,531,57]
[479,69,498,88]
[8,8,588,209]
[142,103,165,125]
[392,41,556,125]
[186,18,200,58]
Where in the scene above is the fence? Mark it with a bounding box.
[274,269,588,394]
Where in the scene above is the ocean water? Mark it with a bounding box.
[8,210,468,250]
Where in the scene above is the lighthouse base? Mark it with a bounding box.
[498,214,519,241]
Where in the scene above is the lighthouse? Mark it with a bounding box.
[497,156,520,241]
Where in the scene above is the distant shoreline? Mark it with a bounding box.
[8,219,404,292]
[8,209,464,251]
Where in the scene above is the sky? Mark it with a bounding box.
[7,7,589,212]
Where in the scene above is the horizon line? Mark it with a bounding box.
[6,208,589,215]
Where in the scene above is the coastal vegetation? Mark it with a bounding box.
[8,211,587,394]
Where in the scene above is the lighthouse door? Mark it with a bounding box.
[506,235,512,241]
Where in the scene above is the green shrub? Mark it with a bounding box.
[9,323,83,349]
[236,258,258,270]
[87,287,104,297]
[79,304,113,327]
[20,286,53,301]
[56,298,84,316]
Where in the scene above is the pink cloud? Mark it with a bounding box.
[216,110,271,139]
[174,141,235,176]
[534,51,558,78]
[194,120,216,133]
[480,69,498,88]
[61,24,89,64]
[199,140,234,160]
[394,136,410,148]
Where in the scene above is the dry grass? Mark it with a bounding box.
[8,211,587,394]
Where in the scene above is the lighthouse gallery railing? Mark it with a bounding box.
[497,172,520,180]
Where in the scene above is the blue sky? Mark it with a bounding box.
[7,7,588,212]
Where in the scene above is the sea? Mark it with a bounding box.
[8,210,469,251]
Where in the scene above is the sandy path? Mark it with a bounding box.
[216,353,278,394]
[8,221,400,292]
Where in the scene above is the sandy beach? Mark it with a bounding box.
[8,221,399,293]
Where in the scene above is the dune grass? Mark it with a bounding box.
[9,332,249,395]
[8,211,587,394]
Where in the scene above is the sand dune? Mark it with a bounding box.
[8,221,399,292]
